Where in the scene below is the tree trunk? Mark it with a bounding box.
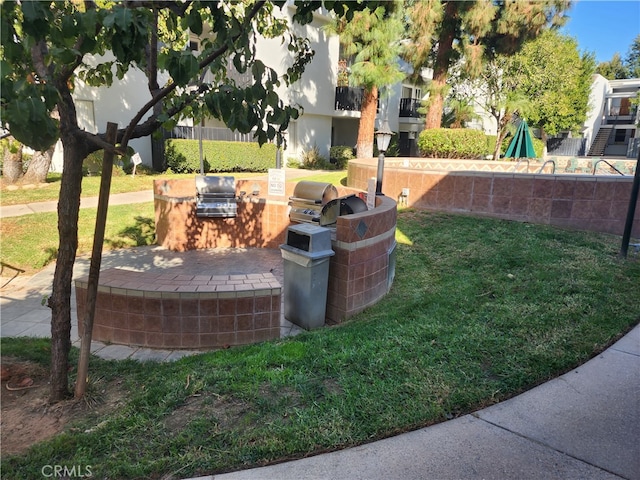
[22,146,54,184]
[3,142,24,184]
[356,86,378,159]
[493,113,512,161]
[425,74,448,129]
[425,3,458,130]
[49,132,86,403]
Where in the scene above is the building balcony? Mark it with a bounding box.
[399,98,421,118]
[335,86,363,111]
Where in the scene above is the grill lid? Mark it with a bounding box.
[290,181,338,204]
[195,175,236,198]
[195,175,237,218]
[319,194,368,226]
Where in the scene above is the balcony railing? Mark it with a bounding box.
[399,98,422,118]
[335,86,363,111]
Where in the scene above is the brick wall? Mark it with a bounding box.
[348,159,640,237]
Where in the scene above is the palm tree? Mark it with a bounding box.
[327,3,404,158]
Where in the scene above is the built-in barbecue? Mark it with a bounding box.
[288,181,339,224]
[195,175,237,218]
[288,181,368,226]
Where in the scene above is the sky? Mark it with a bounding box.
[560,0,640,63]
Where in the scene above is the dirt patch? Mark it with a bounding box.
[164,393,250,433]
[1,357,125,458]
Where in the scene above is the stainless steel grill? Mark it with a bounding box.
[195,175,237,218]
[319,194,368,226]
[288,181,338,224]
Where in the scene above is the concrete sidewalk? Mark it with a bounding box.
[0,190,154,218]
[195,326,640,480]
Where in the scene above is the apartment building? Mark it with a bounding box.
[584,75,639,157]
[53,4,428,172]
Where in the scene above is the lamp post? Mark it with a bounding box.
[375,120,393,195]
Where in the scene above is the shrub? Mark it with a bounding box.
[417,128,488,159]
[329,145,354,169]
[82,151,104,176]
[164,139,276,173]
[299,145,333,170]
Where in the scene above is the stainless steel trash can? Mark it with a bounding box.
[280,224,335,330]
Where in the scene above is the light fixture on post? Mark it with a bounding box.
[375,120,393,195]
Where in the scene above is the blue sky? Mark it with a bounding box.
[560,0,640,63]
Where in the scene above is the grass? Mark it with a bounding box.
[2,211,639,479]
[0,203,156,275]
[0,169,340,206]
[291,171,347,185]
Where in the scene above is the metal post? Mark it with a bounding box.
[198,119,204,175]
[620,151,640,258]
[376,151,385,195]
[276,147,282,169]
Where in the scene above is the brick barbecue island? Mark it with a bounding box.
[76,177,398,350]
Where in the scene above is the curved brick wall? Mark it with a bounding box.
[326,195,397,324]
[348,158,640,237]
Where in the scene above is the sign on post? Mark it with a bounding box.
[367,178,376,210]
[131,152,143,177]
[268,168,286,196]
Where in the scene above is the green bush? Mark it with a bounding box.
[164,139,276,173]
[417,128,488,159]
[329,145,354,169]
[298,145,333,170]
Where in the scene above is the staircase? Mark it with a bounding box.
[587,126,613,156]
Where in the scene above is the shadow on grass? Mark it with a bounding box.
[106,216,156,249]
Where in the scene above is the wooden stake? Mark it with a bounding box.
[75,122,118,398]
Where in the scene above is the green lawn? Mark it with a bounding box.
[0,203,156,275]
[2,211,639,479]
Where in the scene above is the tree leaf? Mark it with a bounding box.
[187,9,203,36]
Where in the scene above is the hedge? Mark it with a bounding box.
[417,128,488,159]
[418,129,545,160]
[165,139,277,173]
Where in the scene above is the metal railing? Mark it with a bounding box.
[399,98,421,118]
[536,159,556,174]
[592,159,625,175]
[334,86,363,111]
[163,125,255,143]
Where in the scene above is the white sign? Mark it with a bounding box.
[367,177,376,210]
[268,168,286,196]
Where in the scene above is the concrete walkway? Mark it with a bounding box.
[1,185,639,479]
[0,190,154,218]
